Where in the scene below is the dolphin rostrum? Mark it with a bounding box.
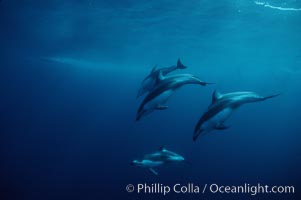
[193,90,280,141]
[131,146,186,175]
[136,72,211,121]
[136,59,187,99]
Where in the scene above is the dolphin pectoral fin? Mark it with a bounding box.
[156,105,168,110]
[149,168,159,175]
[215,124,230,130]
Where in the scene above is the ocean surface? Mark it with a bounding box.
[0,0,300,199]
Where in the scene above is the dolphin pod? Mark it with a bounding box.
[132,59,279,175]
[131,146,186,175]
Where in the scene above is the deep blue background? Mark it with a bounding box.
[1,0,300,199]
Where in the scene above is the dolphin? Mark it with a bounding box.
[193,90,280,141]
[131,146,185,175]
[136,72,211,121]
[143,146,185,163]
[136,59,187,99]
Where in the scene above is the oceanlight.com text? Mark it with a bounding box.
[126,183,295,196]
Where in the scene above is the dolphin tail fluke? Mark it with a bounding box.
[177,59,187,69]
[263,94,280,100]
[149,168,159,175]
[190,75,214,86]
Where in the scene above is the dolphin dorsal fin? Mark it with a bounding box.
[177,59,187,69]
[159,145,166,151]
[150,65,157,74]
[212,90,222,103]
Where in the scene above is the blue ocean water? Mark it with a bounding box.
[0,0,301,199]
